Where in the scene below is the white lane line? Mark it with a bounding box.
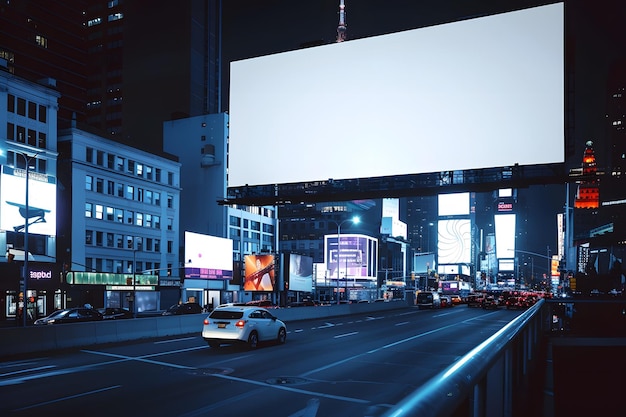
[13,385,122,411]
[395,321,410,326]
[154,336,197,344]
[0,365,55,378]
[334,332,358,339]
[82,349,196,370]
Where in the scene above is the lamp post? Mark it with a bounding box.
[333,216,360,305]
[19,151,41,327]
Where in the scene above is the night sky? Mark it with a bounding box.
[220,0,626,260]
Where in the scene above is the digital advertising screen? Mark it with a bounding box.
[437,219,471,264]
[494,213,517,260]
[184,231,233,280]
[325,234,378,281]
[0,169,57,236]
[244,254,276,291]
[286,253,313,292]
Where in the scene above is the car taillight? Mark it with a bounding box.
[203,318,210,325]
[235,319,246,328]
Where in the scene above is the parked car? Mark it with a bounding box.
[202,306,287,349]
[34,307,104,325]
[98,307,133,320]
[162,302,203,315]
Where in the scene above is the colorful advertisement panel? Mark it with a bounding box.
[324,234,377,281]
[287,253,313,292]
[184,231,233,279]
[244,254,275,291]
[1,169,56,236]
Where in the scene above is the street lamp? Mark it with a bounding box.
[333,216,360,304]
[19,151,41,327]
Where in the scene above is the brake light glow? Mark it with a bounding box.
[235,319,246,328]
[203,318,210,325]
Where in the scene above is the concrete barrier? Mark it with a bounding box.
[0,300,410,358]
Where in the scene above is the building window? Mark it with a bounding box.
[126,185,134,200]
[167,240,173,254]
[167,194,173,208]
[95,205,103,219]
[116,156,125,171]
[125,210,134,224]
[108,12,123,21]
[128,160,135,174]
[154,192,161,206]
[7,123,14,140]
[38,105,47,123]
[167,172,174,185]
[107,154,115,169]
[117,183,124,197]
[27,129,36,146]
[167,217,173,231]
[85,203,93,217]
[86,147,94,163]
[7,94,15,112]
[107,180,115,195]
[28,102,37,119]
[155,168,161,182]
[38,132,46,148]
[95,231,103,246]
[145,190,153,205]
[17,98,26,116]
[154,216,160,229]
[106,206,114,221]
[87,17,102,27]
[96,150,104,166]
[136,163,143,177]
[86,230,93,245]
[154,239,161,252]
[115,208,123,223]
[96,178,104,193]
[145,214,152,228]
[145,166,153,180]
[136,212,143,227]
[116,234,123,249]
[85,175,93,191]
[126,236,134,249]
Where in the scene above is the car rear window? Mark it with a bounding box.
[209,310,244,320]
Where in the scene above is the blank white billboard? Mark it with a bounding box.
[494,214,516,260]
[1,171,56,236]
[228,3,564,187]
[438,192,470,216]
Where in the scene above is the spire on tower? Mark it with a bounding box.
[337,0,347,43]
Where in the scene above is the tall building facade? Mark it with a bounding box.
[57,127,182,311]
[1,64,61,322]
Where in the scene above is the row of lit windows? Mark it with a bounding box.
[7,94,48,122]
[6,123,47,150]
[85,202,172,231]
[87,13,123,27]
[85,147,175,186]
[4,150,47,174]
[85,230,162,251]
[85,175,173,207]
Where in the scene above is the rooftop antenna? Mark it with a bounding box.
[337,0,347,42]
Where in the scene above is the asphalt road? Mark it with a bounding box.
[0,306,525,417]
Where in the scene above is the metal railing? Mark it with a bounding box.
[382,299,548,417]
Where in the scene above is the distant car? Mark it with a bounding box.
[450,295,463,306]
[202,306,287,349]
[162,302,203,315]
[482,295,500,310]
[440,295,452,308]
[466,294,485,308]
[99,307,133,320]
[34,307,104,325]
[246,300,279,309]
[416,291,441,309]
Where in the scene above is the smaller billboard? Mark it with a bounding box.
[244,254,276,291]
[287,253,313,292]
[184,232,233,280]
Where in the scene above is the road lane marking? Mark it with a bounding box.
[13,385,121,411]
[395,321,410,326]
[0,365,55,378]
[334,332,358,339]
[154,336,197,344]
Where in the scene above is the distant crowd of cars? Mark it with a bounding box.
[416,290,546,310]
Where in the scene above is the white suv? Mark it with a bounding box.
[202,306,287,349]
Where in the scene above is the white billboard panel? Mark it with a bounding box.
[228,3,564,187]
[438,192,470,216]
[494,214,516,260]
[184,231,233,279]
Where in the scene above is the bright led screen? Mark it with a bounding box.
[494,214,516,259]
[184,231,233,279]
[287,253,313,292]
[1,171,56,236]
[437,219,471,264]
[438,193,470,216]
[228,3,564,187]
[244,254,275,291]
